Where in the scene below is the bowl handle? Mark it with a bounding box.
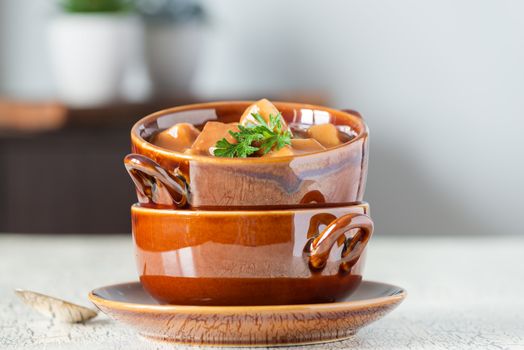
[341,109,363,119]
[124,153,188,208]
[305,213,373,273]
[341,108,362,119]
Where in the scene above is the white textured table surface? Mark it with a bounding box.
[1,234,523,350]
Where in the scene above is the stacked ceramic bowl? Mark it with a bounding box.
[124,101,373,306]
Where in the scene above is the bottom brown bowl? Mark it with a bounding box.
[132,202,374,305]
[89,280,406,347]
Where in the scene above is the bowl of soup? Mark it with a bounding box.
[125,99,369,208]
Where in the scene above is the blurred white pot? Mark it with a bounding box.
[48,14,138,108]
[145,22,204,99]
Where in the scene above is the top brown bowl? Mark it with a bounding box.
[125,101,369,209]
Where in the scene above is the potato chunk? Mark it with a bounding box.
[239,98,289,131]
[264,145,295,158]
[265,138,326,157]
[291,138,326,153]
[307,123,343,148]
[153,123,200,152]
[189,122,239,156]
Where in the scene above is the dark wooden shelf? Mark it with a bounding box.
[64,99,197,129]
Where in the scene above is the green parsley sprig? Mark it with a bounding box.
[213,112,292,158]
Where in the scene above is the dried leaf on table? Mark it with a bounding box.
[15,289,97,323]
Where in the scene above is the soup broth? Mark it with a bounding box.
[150,99,357,157]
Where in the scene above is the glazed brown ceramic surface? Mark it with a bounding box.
[88,281,406,347]
[132,202,373,306]
[127,101,368,208]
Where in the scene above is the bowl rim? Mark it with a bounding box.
[131,201,369,215]
[130,100,369,164]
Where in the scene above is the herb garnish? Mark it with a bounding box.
[213,113,292,158]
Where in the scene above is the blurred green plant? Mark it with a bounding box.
[59,0,132,13]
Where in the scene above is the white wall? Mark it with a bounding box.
[194,0,524,235]
[1,0,522,235]
[0,1,55,99]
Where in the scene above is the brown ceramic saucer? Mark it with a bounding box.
[89,280,406,347]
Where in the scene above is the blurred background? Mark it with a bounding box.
[0,0,522,235]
